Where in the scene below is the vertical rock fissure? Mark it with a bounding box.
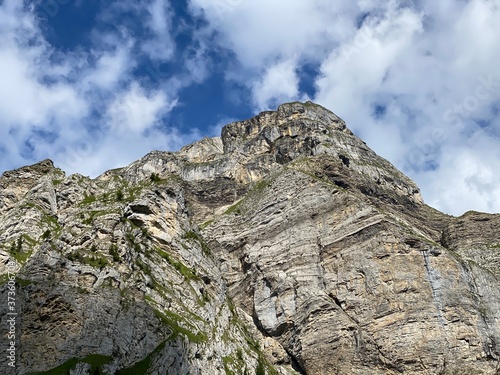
[421,249,447,330]
[283,347,307,375]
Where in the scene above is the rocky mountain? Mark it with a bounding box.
[1,101,500,375]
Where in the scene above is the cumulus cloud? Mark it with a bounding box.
[83,44,134,91]
[141,0,176,61]
[105,82,175,134]
[189,0,356,67]
[252,59,302,110]
[189,0,360,110]
[191,0,500,215]
[418,140,500,215]
[0,0,187,178]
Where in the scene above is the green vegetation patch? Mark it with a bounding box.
[15,278,33,287]
[7,236,35,264]
[116,189,124,201]
[223,349,248,375]
[41,213,61,232]
[223,200,243,215]
[225,297,279,375]
[18,234,36,247]
[200,219,214,229]
[156,247,200,281]
[251,179,270,193]
[67,251,109,269]
[125,231,142,252]
[183,231,211,255]
[80,193,97,206]
[109,244,120,262]
[0,274,9,286]
[28,354,112,375]
[152,308,207,343]
[116,341,166,375]
[149,172,167,183]
[82,210,114,225]
[223,356,236,375]
[223,179,271,216]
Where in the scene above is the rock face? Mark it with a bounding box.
[1,101,499,375]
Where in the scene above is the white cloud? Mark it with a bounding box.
[189,0,357,68]
[315,5,424,122]
[418,139,500,215]
[188,0,362,110]
[141,0,175,61]
[252,59,301,110]
[0,1,87,138]
[83,44,134,91]
[148,0,171,35]
[0,46,86,126]
[105,82,175,133]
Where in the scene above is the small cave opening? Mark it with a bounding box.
[338,154,350,167]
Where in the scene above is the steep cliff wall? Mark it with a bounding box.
[1,102,499,375]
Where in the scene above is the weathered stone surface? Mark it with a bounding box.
[442,211,500,277]
[0,101,499,374]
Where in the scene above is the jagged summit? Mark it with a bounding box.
[111,101,423,210]
[220,100,349,155]
[1,102,500,374]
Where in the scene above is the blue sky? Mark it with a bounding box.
[1,0,500,216]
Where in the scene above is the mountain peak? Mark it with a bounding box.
[106,101,423,212]
[221,100,350,155]
[215,101,422,203]
[276,100,347,128]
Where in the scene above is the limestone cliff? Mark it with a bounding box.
[1,101,499,375]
